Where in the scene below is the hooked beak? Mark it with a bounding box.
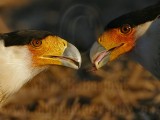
[62,43,81,69]
[90,41,110,69]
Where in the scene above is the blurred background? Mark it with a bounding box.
[0,0,160,120]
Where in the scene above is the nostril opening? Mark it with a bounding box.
[63,42,66,47]
[99,38,102,43]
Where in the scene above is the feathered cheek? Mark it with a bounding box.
[27,36,67,67]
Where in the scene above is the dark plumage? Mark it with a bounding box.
[0,30,53,47]
[106,3,160,29]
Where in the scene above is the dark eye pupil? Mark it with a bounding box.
[36,41,39,44]
[123,27,128,31]
[121,24,131,34]
[34,40,40,45]
[31,40,42,47]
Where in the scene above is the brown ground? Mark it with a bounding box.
[0,0,160,120]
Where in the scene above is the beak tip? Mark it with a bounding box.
[62,43,82,69]
[90,41,109,69]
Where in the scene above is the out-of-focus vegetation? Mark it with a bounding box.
[0,0,160,120]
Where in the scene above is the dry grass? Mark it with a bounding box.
[0,57,160,120]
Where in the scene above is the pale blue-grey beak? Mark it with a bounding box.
[90,41,110,69]
[62,43,81,69]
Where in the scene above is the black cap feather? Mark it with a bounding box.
[105,3,160,30]
[0,30,53,47]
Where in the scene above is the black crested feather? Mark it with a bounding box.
[0,30,53,47]
[105,3,160,30]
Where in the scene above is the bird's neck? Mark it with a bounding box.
[129,18,160,78]
[0,41,45,103]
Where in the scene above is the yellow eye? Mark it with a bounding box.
[120,24,132,34]
[31,40,42,47]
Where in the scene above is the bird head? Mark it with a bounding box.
[90,3,160,69]
[0,30,81,101]
[2,30,81,69]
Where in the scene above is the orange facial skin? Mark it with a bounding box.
[27,35,67,67]
[98,27,136,61]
